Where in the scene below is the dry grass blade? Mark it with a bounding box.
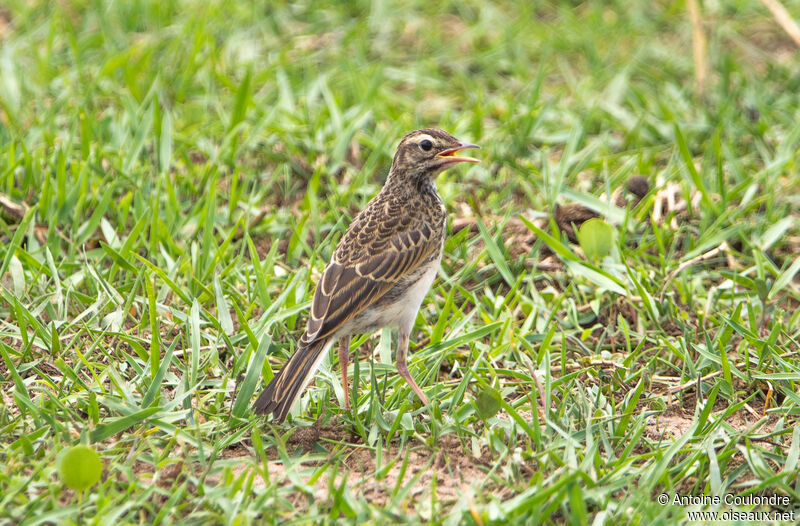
[687,0,708,94]
[760,0,800,49]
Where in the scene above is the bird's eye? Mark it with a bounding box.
[419,139,433,151]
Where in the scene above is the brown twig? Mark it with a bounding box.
[667,370,722,395]
[232,207,270,241]
[659,241,728,303]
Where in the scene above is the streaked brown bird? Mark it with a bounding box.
[253,129,480,423]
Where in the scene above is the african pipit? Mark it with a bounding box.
[253,129,480,423]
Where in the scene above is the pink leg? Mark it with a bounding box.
[396,330,428,405]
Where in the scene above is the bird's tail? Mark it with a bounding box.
[252,338,330,423]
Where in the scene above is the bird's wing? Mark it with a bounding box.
[302,208,441,344]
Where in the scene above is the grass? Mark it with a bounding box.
[1,0,800,523]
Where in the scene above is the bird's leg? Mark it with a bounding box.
[396,329,429,405]
[338,336,351,411]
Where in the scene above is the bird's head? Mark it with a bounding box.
[388,128,480,185]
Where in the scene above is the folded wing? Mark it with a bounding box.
[302,219,439,345]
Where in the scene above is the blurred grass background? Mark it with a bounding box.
[2,0,800,524]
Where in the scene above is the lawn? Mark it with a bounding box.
[2,0,800,524]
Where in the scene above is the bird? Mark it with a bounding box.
[252,128,480,423]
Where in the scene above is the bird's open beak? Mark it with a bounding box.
[435,142,481,164]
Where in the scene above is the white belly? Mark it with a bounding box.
[389,261,439,330]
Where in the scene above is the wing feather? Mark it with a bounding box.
[302,208,441,344]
